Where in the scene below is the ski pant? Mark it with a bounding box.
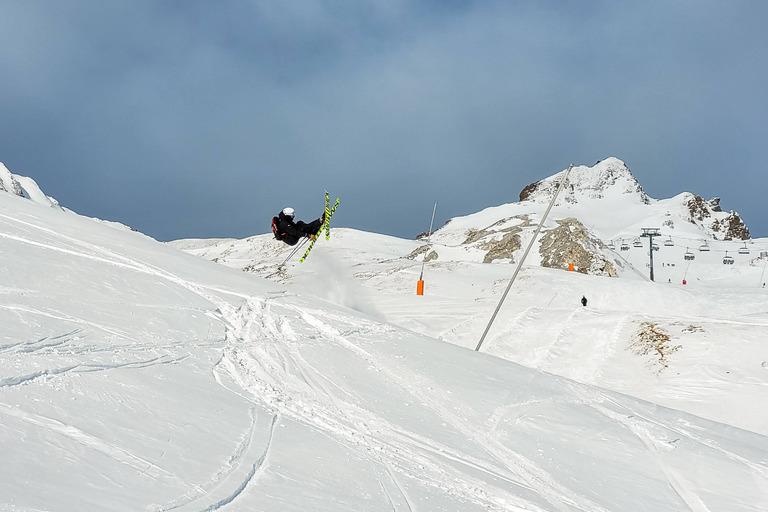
[282,218,323,246]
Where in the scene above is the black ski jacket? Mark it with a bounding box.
[274,211,322,246]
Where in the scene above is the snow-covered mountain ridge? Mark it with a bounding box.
[519,157,651,205]
[0,161,144,234]
[516,157,748,244]
[0,161,61,209]
[426,157,753,275]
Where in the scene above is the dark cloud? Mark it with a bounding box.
[0,0,766,240]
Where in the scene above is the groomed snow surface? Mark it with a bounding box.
[2,185,768,511]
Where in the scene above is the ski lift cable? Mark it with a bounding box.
[606,232,766,251]
[670,234,766,252]
[605,235,765,256]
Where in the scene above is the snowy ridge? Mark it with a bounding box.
[519,157,650,205]
[0,163,144,235]
[415,158,758,276]
[0,163,24,197]
[0,161,61,208]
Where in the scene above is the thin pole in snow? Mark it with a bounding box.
[278,238,309,268]
[475,164,573,352]
[419,200,438,282]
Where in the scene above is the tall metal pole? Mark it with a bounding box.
[641,228,660,282]
[475,164,573,352]
[419,201,438,281]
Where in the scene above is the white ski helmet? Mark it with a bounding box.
[282,207,295,218]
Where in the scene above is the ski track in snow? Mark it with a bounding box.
[0,303,144,344]
[571,385,768,512]
[574,310,622,383]
[0,355,188,388]
[592,401,713,512]
[0,214,256,310]
[0,329,81,354]
[202,293,615,511]
[0,402,179,481]
[159,411,279,512]
[212,300,427,509]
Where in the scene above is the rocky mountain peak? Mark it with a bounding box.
[520,157,650,205]
[0,161,62,209]
[0,162,25,197]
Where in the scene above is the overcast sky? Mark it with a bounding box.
[1,1,765,241]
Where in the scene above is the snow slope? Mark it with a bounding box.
[2,169,768,510]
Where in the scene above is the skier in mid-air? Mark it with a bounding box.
[271,207,324,246]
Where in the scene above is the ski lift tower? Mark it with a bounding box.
[641,228,661,281]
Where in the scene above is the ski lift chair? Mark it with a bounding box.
[684,248,695,261]
[664,236,674,247]
[699,242,710,252]
[738,243,750,255]
[620,241,630,251]
[633,239,643,248]
[723,252,734,265]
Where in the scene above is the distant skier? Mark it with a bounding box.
[271,207,324,246]
[581,295,587,307]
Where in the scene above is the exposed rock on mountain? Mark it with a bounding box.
[518,181,540,202]
[481,230,522,264]
[0,161,62,209]
[407,245,438,262]
[462,215,532,263]
[684,193,750,240]
[539,218,617,277]
[713,212,750,240]
[687,195,713,221]
[0,163,24,197]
